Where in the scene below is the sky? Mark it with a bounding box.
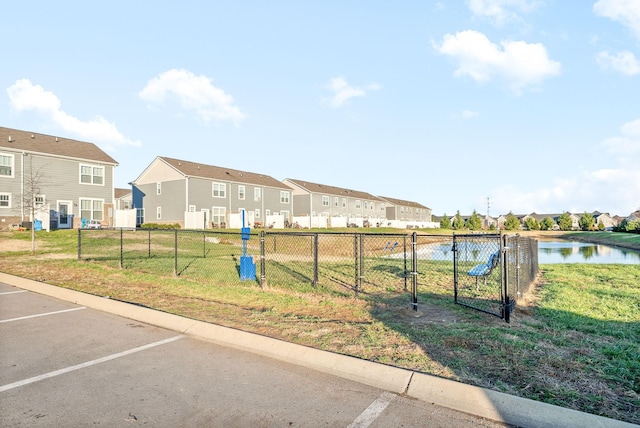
[2,0,640,217]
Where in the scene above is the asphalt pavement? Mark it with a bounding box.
[0,272,636,428]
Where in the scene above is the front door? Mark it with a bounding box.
[58,201,72,229]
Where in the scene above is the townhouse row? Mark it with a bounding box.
[0,127,433,230]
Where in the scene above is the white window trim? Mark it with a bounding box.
[157,206,162,220]
[0,192,11,208]
[157,182,162,195]
[212,182,227,198]
[280,191,290,204]
[0,153,15,178]
[79,163,105,186]
[238,185,245,200]
[254,188,261,201]
[79,197,104,221]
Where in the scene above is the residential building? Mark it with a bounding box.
[114,188,132,210]
[131,157,293,228]
[0,126,118,230]
[377,196,432,223]
[282,178,386,226]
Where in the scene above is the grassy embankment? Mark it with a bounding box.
[0,229,638,424]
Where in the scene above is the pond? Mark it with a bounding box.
[538,240,640,264]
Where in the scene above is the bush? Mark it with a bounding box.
[140,223,181,230]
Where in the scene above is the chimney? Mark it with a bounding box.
[8,136,12,142]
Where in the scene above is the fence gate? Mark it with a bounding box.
[453,233,512,321]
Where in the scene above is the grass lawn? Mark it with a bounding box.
[1,229,638,424]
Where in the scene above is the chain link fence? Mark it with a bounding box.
[78,229,538,322]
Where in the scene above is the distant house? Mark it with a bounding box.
[114,187,132,210]
[591,211,617,229]
[0,126,118,230]
[282,178,386,226]
[377,196,432,223]
[131,157,294,228]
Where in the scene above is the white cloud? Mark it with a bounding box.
[467,0,540,26]
[491,118,640,215]
[596,50,640,75]
[594,0,640,40]
[461,109,480,119]
[433,30,561,95]
[139,69,244,124]
[7,79,141,148]
[323,77,380,108]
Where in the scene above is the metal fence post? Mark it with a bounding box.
[403,234,408,292]
[260,230,265,289]
[359,234,364,290]
[120,228,123,269]
[313,233,319,288]
[411,232,418,311]
[77,229,81,261]
[354,234,359,295]
[452,234,458,303]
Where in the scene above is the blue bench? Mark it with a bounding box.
[467,251,500,290]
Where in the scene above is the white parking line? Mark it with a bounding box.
[0,335,185,393]
[0,290,28,295]
[0,307,86,323]
[347,391,396,428]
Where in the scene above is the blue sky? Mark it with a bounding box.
[2,1,639,217]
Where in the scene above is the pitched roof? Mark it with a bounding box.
[284,178,382,201]
[114,188,131,199]
[0,126,118,165]
[160,157,292,190]
[378,196,430,210]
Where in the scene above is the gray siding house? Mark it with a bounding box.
[283,178,387,224]
[377,196,432,222]
[131,157,294,228]
[0,126,118,230]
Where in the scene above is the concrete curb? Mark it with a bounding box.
[1,272,636,428]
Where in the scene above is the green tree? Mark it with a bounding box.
[597,220,605,230]
[540,217,555,231]
[578,212,595,231]
[452,211,465,230]
[557,212,573,231]
[466,210,483,230]
[440,214,451,229]
[524,217,540,230]
[504,212,521,230]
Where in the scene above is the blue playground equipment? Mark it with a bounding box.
[239,211,256,281]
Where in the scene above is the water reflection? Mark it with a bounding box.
[538,240,640,264]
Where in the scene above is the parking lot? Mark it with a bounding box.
[0,280,509,427]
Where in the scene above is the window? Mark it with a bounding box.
[265,209,271,217]
[156,206,162,220]
[212,182,226,198]
[238,185,245,200]
[334,197,339,207]
[188,205,196,212]
[254,188,261,201]
[80,164,104,185]
[280,191,290,204]
[342,198,346,208]
[0,193,10,208]
[355,200,361,209]
[0,154,14,177]
[255,209,260,219]
[364,201,368,209]
[212,206,226,225]
[322,195,329,206]
[80,198,104,220]
[156,182,161,195]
